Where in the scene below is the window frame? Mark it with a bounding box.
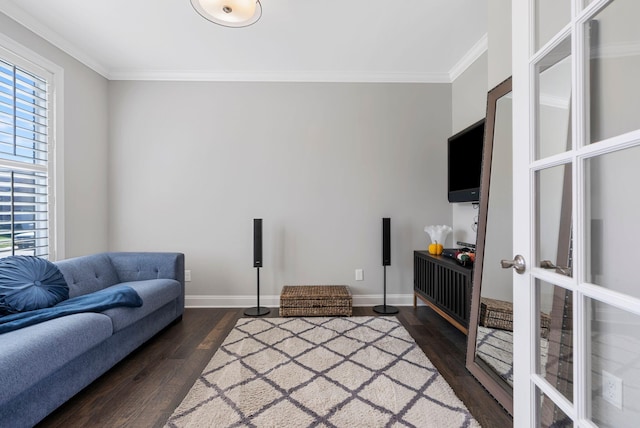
[0,34,64,261]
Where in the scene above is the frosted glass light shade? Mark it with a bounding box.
[190,0,262,27]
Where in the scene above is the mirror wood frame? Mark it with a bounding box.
[465,76,513,415]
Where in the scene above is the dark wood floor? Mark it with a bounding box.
[38,306,512,428]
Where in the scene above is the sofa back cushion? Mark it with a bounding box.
[55,253,120,298]
[107,252,181,282]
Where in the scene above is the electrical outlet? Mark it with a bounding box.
[602,370,623,409]
[185,270,192,282]
[355,269,364,281]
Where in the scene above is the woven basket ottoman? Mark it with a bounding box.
[279,285,353,317]
[480,297,551,338]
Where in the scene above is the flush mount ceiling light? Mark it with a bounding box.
[190,0,262,28]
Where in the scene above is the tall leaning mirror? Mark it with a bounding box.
[465,77,514,414]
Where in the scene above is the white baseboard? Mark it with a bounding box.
[185,293,418,308]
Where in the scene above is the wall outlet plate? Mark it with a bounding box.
[602,370,623,409]
[185,270,192,282]
[355,269,363,281]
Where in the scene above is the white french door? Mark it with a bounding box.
[513,0,640,426]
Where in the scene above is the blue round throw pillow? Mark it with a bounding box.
[0,256,69,315]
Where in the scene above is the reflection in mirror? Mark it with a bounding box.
[465,77,514,414]
[474,91,514,385]
[466,73,573,414]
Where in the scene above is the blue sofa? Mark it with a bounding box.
[0,252,185,428]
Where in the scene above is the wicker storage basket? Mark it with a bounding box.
[479,297,514,330]
[280,285,352,317]
[480,297,550,339]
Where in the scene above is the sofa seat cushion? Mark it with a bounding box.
[0,312,113,405]
[101,279,181,332]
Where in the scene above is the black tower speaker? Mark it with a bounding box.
[382,217,391,266]
[245,218,270,317]
[374,217,398,314]
[253,218,262,268]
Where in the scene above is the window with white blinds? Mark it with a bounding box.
[0,56,51,259]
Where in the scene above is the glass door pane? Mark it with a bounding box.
[537,279,574,404]
[585,144,640,297]
[535,0,571,50]
[516,0,640,425]
[536,164,573,277]
[537,387,573,427]
[587,0,640,143]
[536,38,572,160]
[589,298,640,426]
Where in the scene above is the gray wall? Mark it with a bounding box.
[108,81,452,306]
[0,12,110,258]
[488,0,512,88]
[451,1,513,302]
[450,0,512,249]
[451,52,488,246]
[476,0,513,301]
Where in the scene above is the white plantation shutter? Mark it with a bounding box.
[0,56,52,259]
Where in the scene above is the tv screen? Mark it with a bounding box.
[447,119,485,203]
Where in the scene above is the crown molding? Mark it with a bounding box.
[108,69,451,83]
[0,0,110,78]
[540,93,570,110]
[448,33,488,82]
[591,40,640,59]
[1,0,486,84]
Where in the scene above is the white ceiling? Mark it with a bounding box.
[0,0,488,82]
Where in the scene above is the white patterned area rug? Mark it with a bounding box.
[476,325,549,388]
[165,316,480,428]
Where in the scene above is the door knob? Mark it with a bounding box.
[540,260,572,276]
[500,254,526,274]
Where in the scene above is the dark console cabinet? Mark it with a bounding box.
[413,251,473,334]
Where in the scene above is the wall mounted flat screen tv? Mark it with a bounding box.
[447,118,485,203]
